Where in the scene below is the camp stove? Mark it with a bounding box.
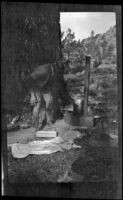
[65,56,94,127]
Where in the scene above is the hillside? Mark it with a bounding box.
[63,26,117,122]
[81,25,116,64]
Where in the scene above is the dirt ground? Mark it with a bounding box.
[7,117,119,199]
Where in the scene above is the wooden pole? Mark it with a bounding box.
[83,55,91,116]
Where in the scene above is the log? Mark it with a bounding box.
[7,124,20,132]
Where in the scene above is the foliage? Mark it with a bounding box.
[61,28,75,60]
[61,26,116,71]
[82,26,116,64]
[61,29,85,65]
[91,30,95,38]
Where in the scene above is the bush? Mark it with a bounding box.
[90,77,95,84]
[112,78,117,86]
[102,87,118,105]
[89,89,97,98]
[99,81,111,89]
[71,63,84,74]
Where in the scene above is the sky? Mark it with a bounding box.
[60,12,116,41]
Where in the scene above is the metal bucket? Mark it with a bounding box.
[73,98,84,114]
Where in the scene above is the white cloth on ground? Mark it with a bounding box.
[10,136,81,158]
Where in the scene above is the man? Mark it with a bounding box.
[25,60,70,131]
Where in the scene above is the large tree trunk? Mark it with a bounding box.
[2,3,62,114]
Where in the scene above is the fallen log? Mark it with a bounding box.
[7,124,20,132]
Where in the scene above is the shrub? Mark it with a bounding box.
[99,81,111,89]
[89,89,97,98]
[102,87,118,105]
[90,77,95,84]
[112,78,117,86]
